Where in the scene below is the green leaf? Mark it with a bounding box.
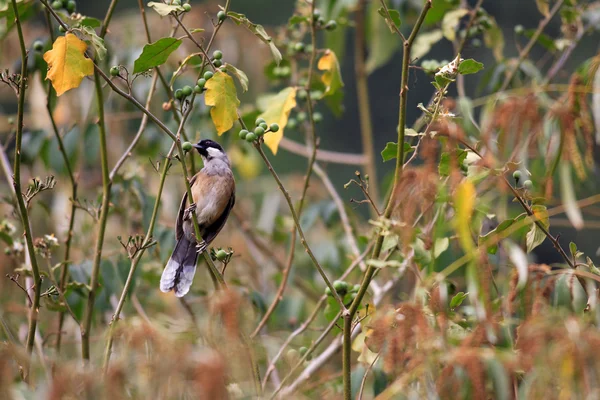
[433,237,449,258]
[0,0,35,39]
[227,11,282,65]
[449,292,468,309]
[380,142,411,162]
[552,273,586,312]
[483,17,505,61]
[442,9,469,41]
[366,1,400,74]
[478,218,515,254]
[458,59,484,75]
[377,7,401,32]
[147,2,184,16]
[79,17,101,28]
[525,205,549,253]
[222,63,249,92]
[74,26,107,61]
[412,29,444,60]
[133,37,182,74]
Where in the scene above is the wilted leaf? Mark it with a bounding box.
[442,9,469,41]
[204,71,240,135]
[133,37,182,74]
[227,11,282,64]
[257,87,297,154]
[454,180,476,253]
[525,205,549,253]
[318,50,344,97]
[73,26,106,60]
[147,2,183,16]
[222,64,249,92]
[377,7,401,33]
[43,33,94,96]
[560,163,583,229]
[506,241,528,289]
[535,0,549,16]
[412,29,444,60]
[458,59,484,75]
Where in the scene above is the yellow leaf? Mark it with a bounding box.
[257,87,297,154]
[204,71,240,135]
[317,50,344,96]
[454,180,476,253]
[43,33,94,96]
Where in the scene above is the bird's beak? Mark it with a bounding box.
[192,143,204,150]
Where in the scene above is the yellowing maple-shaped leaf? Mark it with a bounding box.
[317,49,344,97]
[43,33,94,96]
[257,87,297,154]
[204,71,240,135]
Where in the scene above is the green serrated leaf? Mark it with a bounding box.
[377,7,401,33]
[133,37,182,74]
[227,11,282,65]
[458,59,484,75]
[222,63,249,92]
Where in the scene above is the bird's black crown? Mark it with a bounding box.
[193,139,224,156]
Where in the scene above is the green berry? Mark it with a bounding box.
[204,71,214,80]
[172,0,181,5]
[245,132,257,142]
[182,3,191,12]
[297,90,307,100]
[270,123,279,132]
[33,40,44,52]
[194,85,203,94]
[523,180,533,190]
[325,287,332,296]
[299,346,308,356]
[317,17,326,26]
[66,0,76,12]
[213,50,223,60]
[182,85,193,97]
[182,141,193,152]
[313,112,323,123]
[174,89,184,99]
[52,0,62,9]
[512,170,522,181]
[351,284,360,293]
[254,127,265,136]
[238,129,249,140]
[333,280,348,294]
[216,249,228,261]
[312,9,321,21]
[297,112,307,121]
[59,25,67,33]
[217,10,226,22]
[109,66,120,77]
[287,118,297,129]
[325,20,337,31]
[197,78,206,88]
[255,117,266,126]
[294,42,305,52]
[213,59,222,68]
[310,90,323,99]
[259,122,268,130]
[514,25,524,34]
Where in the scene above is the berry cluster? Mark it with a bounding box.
[325,280,360,305]
[170,0,192,12]
[51,0,76,13]
[512,170,533,190]
[239,118,279,143]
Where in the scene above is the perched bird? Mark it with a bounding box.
[160,139,235,297]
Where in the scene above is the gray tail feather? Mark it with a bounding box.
[160,237,199,297]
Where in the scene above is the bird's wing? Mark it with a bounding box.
[176,174,198,241]
[202,192,235,245]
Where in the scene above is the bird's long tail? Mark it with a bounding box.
[160,236,199,297]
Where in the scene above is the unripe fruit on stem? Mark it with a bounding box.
[66,0,75,12]
[238,129,249,140]
[194,85,202,94]
[59,25,67,32]
[182,3,191,12]
[182,85,193,96]
[197,78,206,88]
[52,0,62,9]
[313,112,323,123]
[213,59,222,68]
[325,287,332,296]
[317,17,326,26]
[182,141,193,152]
[172,0,181,5]
[297,112,307,121]
[523,180,533,190]
[270,123,280,132]
[512,170,521,181]
[299,346,308,356]
[33,40,44,51]
[312,9,321,21]
[333,280,348,293]
[287,118,297,129]
[213,50,223,60]
[259,122,268,130]
[245,132,257,142]
[352,284,360,293]
[204,71,214,80]
[109,66,120,77]
[325,20,337,30]
[216,249,227,261]
[255,117,266,126]
[294,42,305,52]
[254,127,265,136]
[217,11,226,22]
[174,89,183,99]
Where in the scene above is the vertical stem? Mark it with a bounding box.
[11,0,43,378]
[354,0,380,210]
[342,2,432,398]
[81,69,112,361]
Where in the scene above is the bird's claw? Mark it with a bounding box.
[183,203,197,220]
[196,241,207,254]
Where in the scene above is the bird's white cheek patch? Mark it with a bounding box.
[207,147,222,158]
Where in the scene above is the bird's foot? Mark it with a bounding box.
[183,203,197,220]
[196,241,207,254]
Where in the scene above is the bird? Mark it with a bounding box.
[160,139,235,297]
